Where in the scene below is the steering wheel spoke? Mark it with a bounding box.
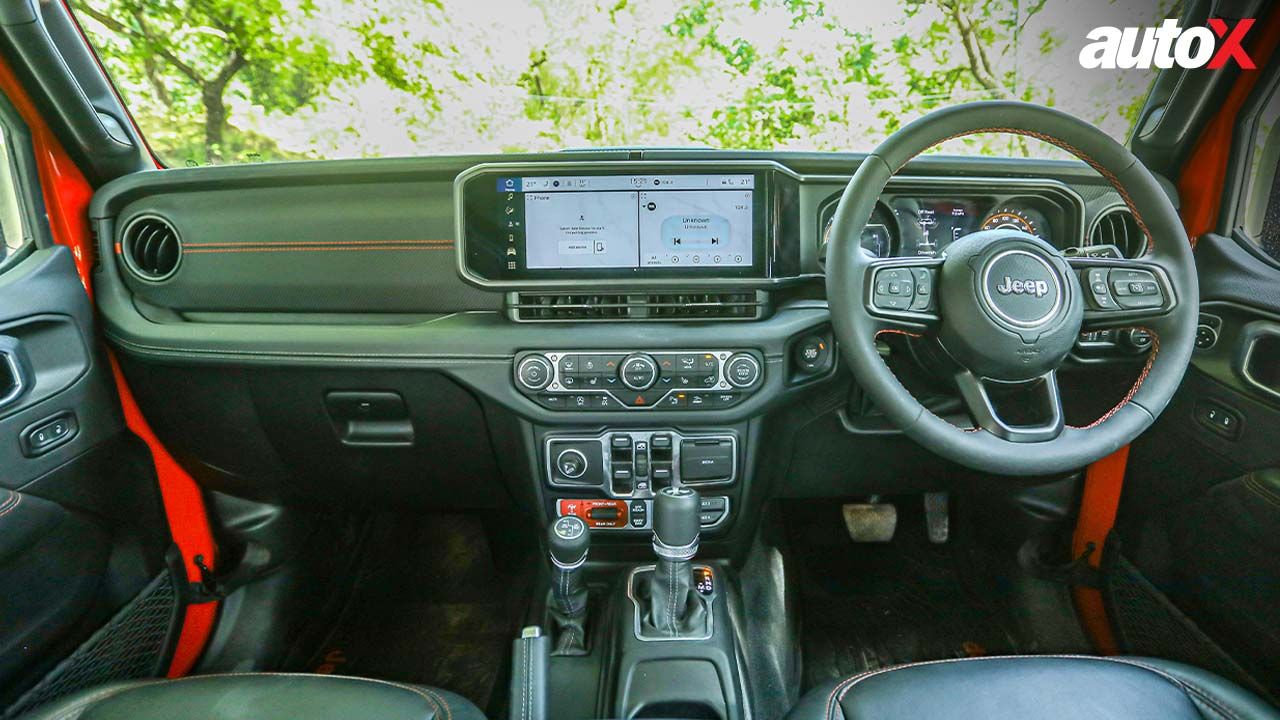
[863,257,943,333]
[1068,256,1177,331]
[954,369,1064,443]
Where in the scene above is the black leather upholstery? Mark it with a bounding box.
[786,656,1280,720]
[18,673,486,720]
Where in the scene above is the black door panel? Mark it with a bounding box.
[0,488,111,689]
[1118,230,1280,698]
[0,247,171,710]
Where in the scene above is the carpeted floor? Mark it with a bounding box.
[786,499,1024,690]
[297,514,529,712]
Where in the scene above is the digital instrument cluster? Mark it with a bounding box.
[820,192,1068,260]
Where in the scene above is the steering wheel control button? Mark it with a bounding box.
[1109,268,1164,309]
[980,249,1063,327]
[910,268,935,311]
[1085,268,1117,310]
[516,356,553,391]
[872,267,916,310]
[621,354,658,390]
[725,353,762,388]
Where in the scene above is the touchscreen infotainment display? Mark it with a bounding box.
[459,168,768,283]
[515,175,754,269]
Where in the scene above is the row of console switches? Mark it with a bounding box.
[556,496,731,531]
[531,390,746,411]
[547,431,737,492]
[609,433,674,495]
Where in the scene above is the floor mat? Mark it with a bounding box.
[298,514,528,711]
[786,499,1023,690]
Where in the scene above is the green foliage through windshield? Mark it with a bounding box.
[74,0,1175,165]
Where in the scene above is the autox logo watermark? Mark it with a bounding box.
[1079,18,1256,70]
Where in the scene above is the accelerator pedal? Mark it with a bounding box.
[924,492,950,544]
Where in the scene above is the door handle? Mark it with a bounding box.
[0,335,29,411]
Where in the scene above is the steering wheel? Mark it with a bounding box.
[827,101,1198,476]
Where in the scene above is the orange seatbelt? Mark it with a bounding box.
[0,53,219,676]
[1070,446,1129,654]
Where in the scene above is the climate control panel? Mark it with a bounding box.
[514,349,764,411]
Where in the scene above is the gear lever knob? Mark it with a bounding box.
[653,485,700,558]
[549,515,590,569]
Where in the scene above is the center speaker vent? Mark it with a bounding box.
[119,214,182,281]
[509,291,768,321]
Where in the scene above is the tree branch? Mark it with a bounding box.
[940,0,1009,98]
[131,9,208,84]
[214,50,246,87]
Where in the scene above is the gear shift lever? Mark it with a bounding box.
[547,515,590,654]
[647,486,706,637]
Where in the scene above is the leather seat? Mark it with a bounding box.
[786,655,1279,720]
[18,673,486,720]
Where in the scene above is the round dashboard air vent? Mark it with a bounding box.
[1089,207,1147,258]
[120,214,181,281]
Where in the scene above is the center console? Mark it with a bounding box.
[459,162,823,720]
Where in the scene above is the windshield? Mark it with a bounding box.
[73,0,1172,165]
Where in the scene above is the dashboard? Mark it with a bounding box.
[88,149,1154,516]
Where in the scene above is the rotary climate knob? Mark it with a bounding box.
[620,353,659,391]
[516,355,553,391]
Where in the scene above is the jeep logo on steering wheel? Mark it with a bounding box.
[994,276,1050,297]
[980,248,1063,329]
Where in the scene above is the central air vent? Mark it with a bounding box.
[120,214,181,281]
[510,292,767,322]
[1089,207,1147,258]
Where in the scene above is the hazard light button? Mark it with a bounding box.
[619,389,668,407]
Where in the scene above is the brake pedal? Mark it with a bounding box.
[924,492,949,544]
[841,502,897,542]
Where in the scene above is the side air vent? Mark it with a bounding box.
[1089,207,1147,258]
[120,215,181,281]
[509,292,768,322]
